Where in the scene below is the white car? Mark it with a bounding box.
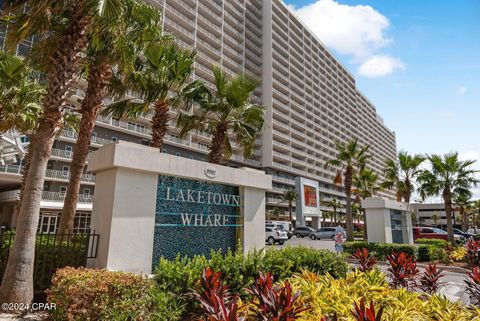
[265,227,288,245]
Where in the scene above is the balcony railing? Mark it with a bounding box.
[59,129,114,146]
[0,164,22,174]
[45,169,95,183]
[42,191,93,203]
[50,148,73,160]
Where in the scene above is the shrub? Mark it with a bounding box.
[191,268,241,321]
[351,248,377,272]
[47,267,184,321]
[465,267,480,306]
[289,270,479,320]
[419,263,444,295]
[466,239,480,265]
[245,272,310,321]
[415,238,448,248]
[154,247,347,299]
[449,246,468,262]
[386,252,419,290]
[351,298,383,321]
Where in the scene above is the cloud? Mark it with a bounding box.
[457,86,467,95]
[358,55,406,77]
[290,0,405,77]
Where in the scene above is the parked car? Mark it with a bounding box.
[413,227,465,243]
[309,227,346,240]
[266,223,293,239]
[293,226,316,238]
[265,227,288,245]
[448,228,475,240]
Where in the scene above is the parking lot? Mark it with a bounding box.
[267,235,336,251]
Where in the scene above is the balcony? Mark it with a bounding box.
[0,164,22,174]
[45,169,95,184]
[42,191,93,203]
[51,148,74,161]
[96,116,150,137]
[59,129,114,147]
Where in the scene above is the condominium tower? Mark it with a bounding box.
[0,0,396,232]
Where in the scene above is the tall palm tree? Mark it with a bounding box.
[454,192,472,232]
[353,167,381,239]
[57,0,162,236]
[418,153,479,245]
[324,198,342,224]
[177,67,264,164]
[102,40,199,149]
[282,189,298,225]
[325,139,370,241]
[381,151,425,202]
[0,0,128,304]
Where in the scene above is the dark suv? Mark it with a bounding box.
[293,226,315,238]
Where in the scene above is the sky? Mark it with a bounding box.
[284,0,480,201]
[284,0,480,161]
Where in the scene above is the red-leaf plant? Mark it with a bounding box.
[466,239,480,266]
[246,272,310,321]
[352,248,377,272]
[351,298,384,321]
[465,267,480,306]
[191,268,243,321]
[386,252,419,290]
[419,263,445,295]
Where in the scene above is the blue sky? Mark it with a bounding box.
[285,0,480,161]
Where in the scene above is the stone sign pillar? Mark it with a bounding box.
[87,141,272,274]
[362,197,414,244]
[295,177,321,228]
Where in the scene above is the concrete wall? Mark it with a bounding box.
[87,141,272,274]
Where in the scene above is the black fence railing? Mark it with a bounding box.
[0,228,99,292]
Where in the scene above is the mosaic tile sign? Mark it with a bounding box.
[152,175,241,268]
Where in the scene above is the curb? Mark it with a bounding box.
[345,258,470,274]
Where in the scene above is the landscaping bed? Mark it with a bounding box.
[44,245,480,321]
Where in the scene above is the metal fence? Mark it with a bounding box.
[0,227,99,292]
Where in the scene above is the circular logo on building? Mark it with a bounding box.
[204,167,217,178]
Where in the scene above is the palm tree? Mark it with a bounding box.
[102,40,199,149]
[454,192,472,232]
[418,153,479,245]
[325,139,370,241]
[177,67,264,164]
[431,213,439,227]
[0,0,128,304]
[381,151,425,202]
[57,0,162,236]
[324,198,342,224]
[0,52,44,133]
[353,167,381,239]
[282,189,298,225]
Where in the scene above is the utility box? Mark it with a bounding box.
[362,197,414,244]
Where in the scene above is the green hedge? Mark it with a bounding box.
[343,241,446,262]
[415,238,448,248]
[155,246,347,298]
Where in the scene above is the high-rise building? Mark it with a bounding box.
[0,0,396,232]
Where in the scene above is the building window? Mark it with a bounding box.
[62,165,70,173]
[59,186,67,195]
[65,145,73,157]
[91,132,97,141]
[83,188,91,195]
[37,212,58,234]
[111,136,118,142]
[73,212,92,234]
[175,152,181,157]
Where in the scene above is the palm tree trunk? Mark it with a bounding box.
[151,100,169,149]
[208,123,228,164]
[443,190,455,245]
[0,5,91,304]
[345,168,354,241]
[288,202,293,223]
[58,61,111,236]
[461,208,468,232]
